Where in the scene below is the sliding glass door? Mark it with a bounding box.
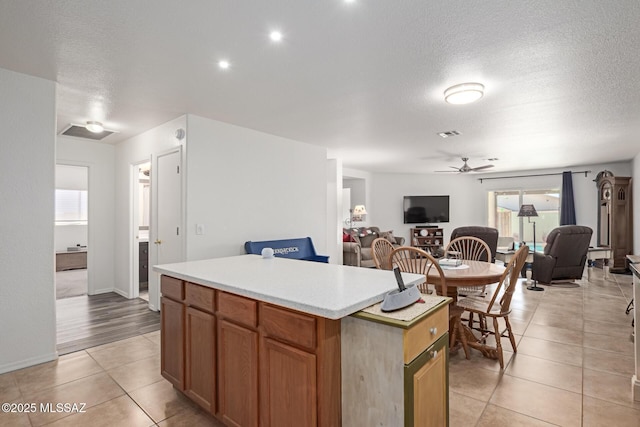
[491,189,560,251]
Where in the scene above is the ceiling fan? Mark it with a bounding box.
[435,157,494,173]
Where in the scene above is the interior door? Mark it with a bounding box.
[149,147,183,310]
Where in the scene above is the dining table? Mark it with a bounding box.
[426,259,506,360]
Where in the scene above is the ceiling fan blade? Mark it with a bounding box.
[448,166,460,170]
[470,164,494,171]
[434,170,459,173]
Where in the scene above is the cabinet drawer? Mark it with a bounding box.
[217,292,257,328]
[139,242,149,257]
[161,276,184,301]
[260,304,316,351]
[403,304,448,364]
[185,282,215,313]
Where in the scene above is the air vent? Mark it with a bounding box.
[437,130,460,138]
[59,124,117,141]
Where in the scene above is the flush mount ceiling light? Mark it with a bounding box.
[444,82,484,105]
[269,30,283,42]
[85,121,104,133]
[218,60,230,70]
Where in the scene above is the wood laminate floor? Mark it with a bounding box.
[56,292,160,355]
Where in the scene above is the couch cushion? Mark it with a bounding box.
[380,230,397,244]
[361,247,373,260]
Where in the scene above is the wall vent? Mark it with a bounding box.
[59,124,117,140]
[437,130,460,138]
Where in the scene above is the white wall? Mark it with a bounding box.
[57,137,116,294]
[185,115,328,260]
[633,153,640,255]
[369,161,632,247]
[114,116,187,299]
[0,68,57,373]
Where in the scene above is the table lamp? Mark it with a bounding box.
[518,204,544,291]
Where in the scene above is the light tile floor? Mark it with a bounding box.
[449,268,639,426]
[0,268,637,426]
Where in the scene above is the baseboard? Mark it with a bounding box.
[0,351,58,375]
[112,288,130,298]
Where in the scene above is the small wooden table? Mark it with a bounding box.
[427,260,506,360]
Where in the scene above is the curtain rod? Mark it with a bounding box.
[477,170,591,183]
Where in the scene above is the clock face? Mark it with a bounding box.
[601,183,612,201]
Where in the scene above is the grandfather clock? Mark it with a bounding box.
[597,175,632,273]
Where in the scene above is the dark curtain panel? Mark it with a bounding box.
[560,171,577,225]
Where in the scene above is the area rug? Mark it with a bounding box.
[56,269,88,299]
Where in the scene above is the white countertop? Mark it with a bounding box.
[153,255,425,320]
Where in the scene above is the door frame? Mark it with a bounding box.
[55,161,93,295]
[128,159,151,300]
[148,146,185,311]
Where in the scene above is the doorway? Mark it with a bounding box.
[131,161,151,301]
[54,164,89,299]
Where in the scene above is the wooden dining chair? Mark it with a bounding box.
[456,245,529,369]
[371,238,395,270]
[390,246,470,359]
[445,236,491,297]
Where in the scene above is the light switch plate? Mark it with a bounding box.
[196,224,205,235]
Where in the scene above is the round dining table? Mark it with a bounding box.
[426,259,505,302]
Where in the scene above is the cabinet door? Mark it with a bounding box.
[161,297,184,390]
[260,338,317,427]
[405,334,448,427]
[218,319,258,427]
[185,307,216,413]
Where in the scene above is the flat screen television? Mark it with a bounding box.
[403,195,450,224]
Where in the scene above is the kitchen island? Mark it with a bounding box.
[154,254,451,426]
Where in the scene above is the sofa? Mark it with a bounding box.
[343,227,405,267]
[532,225,593,284]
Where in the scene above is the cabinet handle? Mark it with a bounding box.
[154,240,163,245]
[431,350,438,358]
[429,327,437,335]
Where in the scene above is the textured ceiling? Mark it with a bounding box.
[1,1,639,173]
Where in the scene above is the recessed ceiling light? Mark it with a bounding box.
[269,31,283,42]
[85,121,104,133]
[218,60,230,70]
[444,82,484,105]
[344,0,356,3]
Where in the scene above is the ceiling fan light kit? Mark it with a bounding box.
[444,83,484,105]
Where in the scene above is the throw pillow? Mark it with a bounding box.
[342,231,356,243]
[380,230,397,244]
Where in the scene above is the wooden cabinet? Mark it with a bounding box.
[139,242,149,283]
[597,176,633,272]
[218,319,259,426]
[160,294,184,390]
[410,227,444,254]
[260,338,317,427]
[405,334,448,426]
[160,275,340,426]
[217,291,259,426]
[342,298,450,426]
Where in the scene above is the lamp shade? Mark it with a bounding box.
[517,204,538,217]
[352,205,367,216]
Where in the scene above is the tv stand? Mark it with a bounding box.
[410,227,444,255]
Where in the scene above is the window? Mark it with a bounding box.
[489,189,560,251]
[55,189,88,225]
